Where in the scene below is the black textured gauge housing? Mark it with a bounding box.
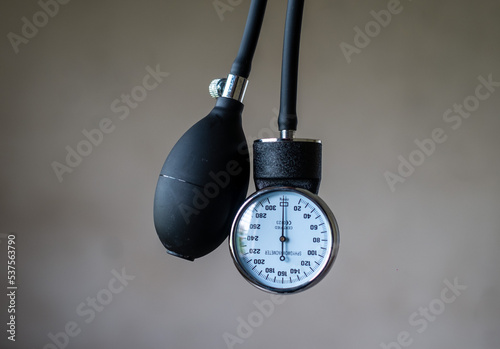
[153,97,250,261]
[253,139,321,194]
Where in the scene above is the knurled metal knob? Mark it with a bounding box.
[209,78,226,99]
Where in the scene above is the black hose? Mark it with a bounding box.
[230,0,268,78]
[278,0,304,131]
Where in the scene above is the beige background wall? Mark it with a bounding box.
[1,0,499,348]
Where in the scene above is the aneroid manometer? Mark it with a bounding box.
[229,138,340,294]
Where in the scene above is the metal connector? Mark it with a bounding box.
[222,74,249,102]
[280,130,295,139]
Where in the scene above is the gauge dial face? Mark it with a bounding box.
[230,187,339,294]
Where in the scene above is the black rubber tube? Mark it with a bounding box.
[278,0,304,131]
[230,0,267,78]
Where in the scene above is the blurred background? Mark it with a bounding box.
[1,0,499,348]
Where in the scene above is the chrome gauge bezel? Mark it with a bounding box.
[229,186,339,294]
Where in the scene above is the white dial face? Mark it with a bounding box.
[230,188,339,294]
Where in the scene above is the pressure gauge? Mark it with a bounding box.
[229,186,339,294]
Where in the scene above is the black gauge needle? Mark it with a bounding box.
[280,196,286,261]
